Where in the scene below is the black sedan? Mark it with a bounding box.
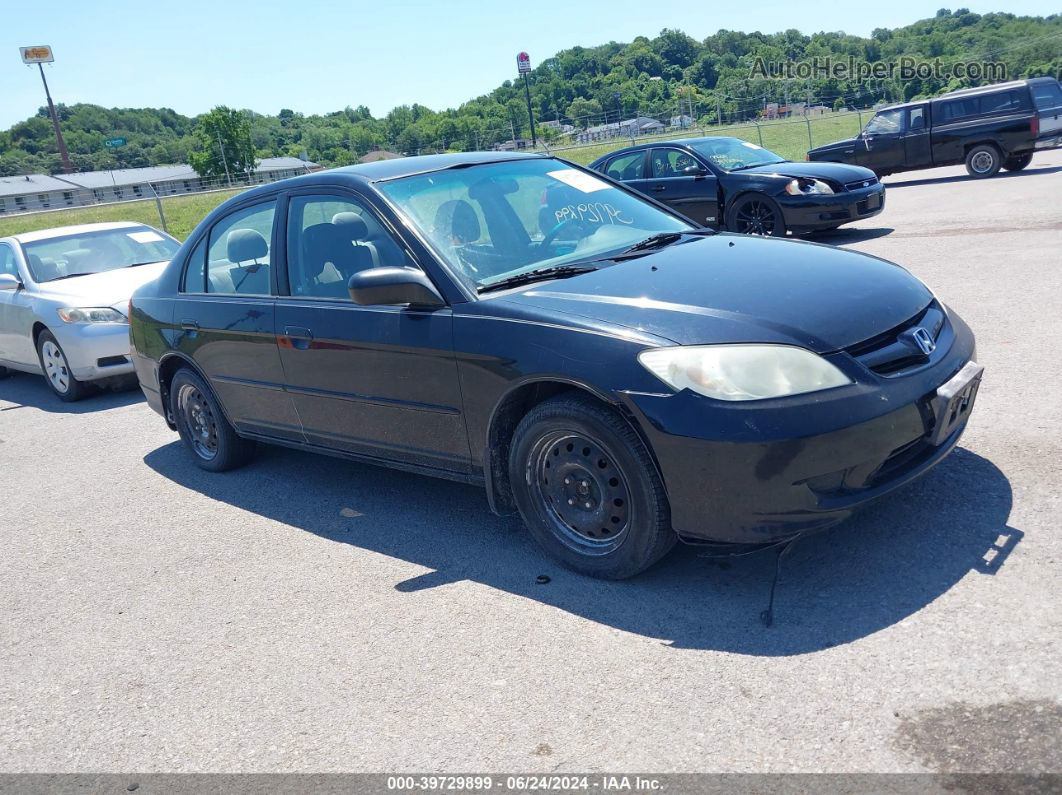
[588,136,885,236]
[130,152,980,580]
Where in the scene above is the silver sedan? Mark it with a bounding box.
[0,221,181,401]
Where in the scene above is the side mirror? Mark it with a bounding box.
[682,165,708,176]
[347,267,445,307]
[0,274,21,291]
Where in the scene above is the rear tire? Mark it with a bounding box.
[1002,152,1033,172]
[965,144,1002,178]
[170,368,255,472]
[36,330,88,402]
[508,393,676,579]
[726,195,787,237]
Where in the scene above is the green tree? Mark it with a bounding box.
[189,106,257,179]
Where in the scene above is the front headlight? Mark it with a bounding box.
[785,178,834,196]
[638,344,852,401]
[56,307,127,324]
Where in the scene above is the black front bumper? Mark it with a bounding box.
[621,308,977,546]
[779,183,886,231]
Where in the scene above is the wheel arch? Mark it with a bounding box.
[157,352,229,429]
[963,139,1004,157]
[482,376,661,516]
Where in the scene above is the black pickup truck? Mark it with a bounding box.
[808,77,1062,178]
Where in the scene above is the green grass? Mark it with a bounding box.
[0,188,245,241]
[551,111,867,165]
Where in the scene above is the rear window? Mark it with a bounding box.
[939,98,980,122]
[980,91,1020,114]
[1031,81,1062,111]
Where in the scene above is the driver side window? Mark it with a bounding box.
[650,149,699,178]
[0,244,18,278]
[865,109,904,135]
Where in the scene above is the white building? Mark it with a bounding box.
[0,157,318,215]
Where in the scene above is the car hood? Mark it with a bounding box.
[735,159,874,183]
[498,235,931,352]
[808,138,860,156]
[34,261,169,310]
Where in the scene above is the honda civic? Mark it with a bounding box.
[129,153,980,579]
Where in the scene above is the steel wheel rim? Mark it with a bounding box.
[177,383,219,460]
[528,431,632,555]
[735,200,777,235]
[971,151,994,173]
[41,340,70,393]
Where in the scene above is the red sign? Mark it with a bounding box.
[517,52,531,74]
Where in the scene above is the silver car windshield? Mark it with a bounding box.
[378,158,691,291]
[22,226,181,283]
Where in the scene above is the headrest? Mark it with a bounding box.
[29,254,62,282]
[227,228,268,263]
[434,200,479,245]
[332,212,368,239]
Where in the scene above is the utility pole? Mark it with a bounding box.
[216,128,233,187]
[516,52,536,147]
[716,95,722,126]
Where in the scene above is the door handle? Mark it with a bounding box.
[180,319,199,331]
[283,326,313,351]
[651,185,666,192]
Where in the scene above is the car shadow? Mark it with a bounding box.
[144,439,1017,656]
[803,227,894,246]
[0,370,143,414]
[884,164,1062,189]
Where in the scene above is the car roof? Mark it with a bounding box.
[590,136,743,161]
[225,151,552,206]
[11,221,147,244]
[872,78,1050,113]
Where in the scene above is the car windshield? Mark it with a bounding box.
[687,138,787,171]
[22,225,180,283]
[378,158,692,291]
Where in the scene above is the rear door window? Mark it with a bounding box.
[908,107,926,131]
[206,201,277,295]
[603,151,645,181]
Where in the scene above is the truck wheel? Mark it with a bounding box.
[965,144,1002,178]
[1002,152,1033,172]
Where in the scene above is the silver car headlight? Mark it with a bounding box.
[638,344,852,401]
[56,307,127,324]
[785,178,834,196]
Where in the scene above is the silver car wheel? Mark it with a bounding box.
[41,340,70,393]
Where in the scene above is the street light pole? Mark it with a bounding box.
[522,71,537,147]
[36,63,73,174]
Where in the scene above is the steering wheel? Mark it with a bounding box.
[540,218,582,250]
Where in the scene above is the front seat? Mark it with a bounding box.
[226,228,270,294]
[331,212,381,267]
[28,254,62,282]
[433,200,480,247]
[300,223,373,298]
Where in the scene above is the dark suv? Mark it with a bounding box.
[808,77,1062,178]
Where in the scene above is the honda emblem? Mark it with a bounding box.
[912,327,935,355]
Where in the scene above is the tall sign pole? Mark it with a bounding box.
[517,52,536,147]
[20,46,73,174]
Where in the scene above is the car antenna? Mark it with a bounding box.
[759,535,802,627]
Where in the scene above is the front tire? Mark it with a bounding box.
[1002,152,1033,172]
[726,195,787,237]
[170,368,255,472]
[36,330,88,402]
[509,393,676,579]
[965,144,1002,178]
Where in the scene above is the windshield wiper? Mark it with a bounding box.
[127,260,165,267]
[729,161,785,171]
[478,264,599,294]
[46,272,96,282]
[621,232,684,254]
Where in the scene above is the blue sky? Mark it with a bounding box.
[1,0,1058,129]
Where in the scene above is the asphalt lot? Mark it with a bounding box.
[1,154,1060,775]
